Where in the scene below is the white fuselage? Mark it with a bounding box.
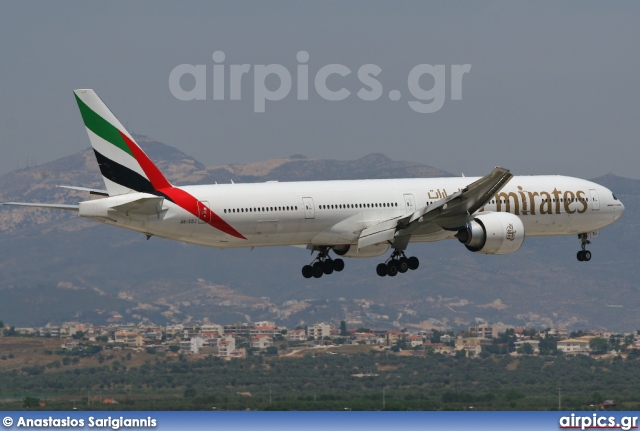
[80,175,624,251]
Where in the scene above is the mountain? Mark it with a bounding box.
[0,136,638,332]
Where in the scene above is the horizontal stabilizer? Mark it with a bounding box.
[111,196,165,216]
[57,185,109,196]
[1,202,79,211]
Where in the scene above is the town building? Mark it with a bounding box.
[218,335,236,358]
[250,335,273,349]
[286,329,307,342]
[180,337,205,355]
[469,324,498,339]
[309,323,332,340]
[557,337,592,355]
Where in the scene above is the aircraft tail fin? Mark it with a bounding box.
[73,89,172,196]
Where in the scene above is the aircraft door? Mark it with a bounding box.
[197,201,211,223]
[403,194,416,215]
[589,189,599,210]
[302,197,315,219]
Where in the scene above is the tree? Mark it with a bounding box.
[23,397,41,408]
[169,345,180,353]
[516,343,534,355]
[340,321,348,337]
[627,349,640,360]
[539,336,559,355]
[590,392,605,404]
[266,346,279,356]
[589,338,608,353]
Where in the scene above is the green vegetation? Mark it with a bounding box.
[1,351,640,411]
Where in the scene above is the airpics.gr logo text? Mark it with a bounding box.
[168,51,471,113]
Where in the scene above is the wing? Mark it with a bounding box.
[357,167,513,250]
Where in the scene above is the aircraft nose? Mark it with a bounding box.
[613,195,625,220]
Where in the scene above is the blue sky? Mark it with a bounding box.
[1,1,639,179]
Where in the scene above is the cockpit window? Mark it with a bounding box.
[612,193,618,201]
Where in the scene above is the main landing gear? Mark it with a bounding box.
[302,247,345,279]
[576,233,592,262]
[376,249,419,277]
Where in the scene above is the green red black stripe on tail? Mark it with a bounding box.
[75,90,245,240]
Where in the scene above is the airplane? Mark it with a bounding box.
[2,89,625,278]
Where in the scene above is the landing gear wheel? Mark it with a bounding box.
[398,258,409,273]
[302,265,313,278]
[323,260,334,275]
[577,233,593,263]
[407,256,419,270]
[387,261,398,277]
[376,249,419,277]
[312,261,324,278]
[302,247,347,278]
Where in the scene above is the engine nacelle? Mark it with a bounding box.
[332,243,390,258]
[455,212,525,255]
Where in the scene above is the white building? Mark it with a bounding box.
[250,335,273,349]
[309,323,332,340]
[469,325,498,339]
[407,335,424,348]
[218,335,236,358]
[557,338,592,355]
[287,329,307,341]
[201,324,224,335]
[180,337,205,355]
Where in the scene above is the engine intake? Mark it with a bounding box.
[455,212,525,255]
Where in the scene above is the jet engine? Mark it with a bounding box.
[455,212,524,255]
[332,243,390,258]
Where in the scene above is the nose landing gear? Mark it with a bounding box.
[576,233,592,262]
[376,249,419,277]
[302,247,345,278]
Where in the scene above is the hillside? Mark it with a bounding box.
[0,136,638,331]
